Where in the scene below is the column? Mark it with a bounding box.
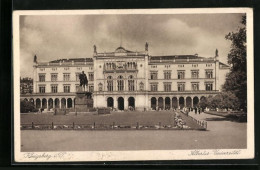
[66,98,68,108]
[191,98,193,108]
[40,99,42,108]
[46,99,49,109]
[176,98,179,109]
[148,98,151,110]
[184,97,186,107]
[169,98,172,109]
[72,99,74,108]
[115,98,118,110]
[59,99,62,109]
[156,97,159,110]
[124,97,128,110]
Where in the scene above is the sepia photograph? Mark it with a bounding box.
[13,8,254,162]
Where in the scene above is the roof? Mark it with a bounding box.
[115,46,133,53]
[49,58,93,63]
[150,55,205,60]
[219,62,230,68]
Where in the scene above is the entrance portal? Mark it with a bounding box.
[128,97,135,110]
[107,97,114,108]
[118,97,124,110]
[151,97,156,110]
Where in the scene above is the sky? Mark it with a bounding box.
[19,13,244,78]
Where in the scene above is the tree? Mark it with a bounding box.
[20,100,36,113]
[223,15,247,112]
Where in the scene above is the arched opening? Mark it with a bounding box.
[48,98,53,109]
[42,98,47,109]
[61,98,66,108]
[67,98,72,108]
[151,97,157,110]
[29,98,34,104]
[55,98,60,108]
[36,98,41,109]
[172,97,178,109]
[179,97,184,109]
[186,97,192,108]
[24,98,28,102]
[165,97,171,110]
[118,97,124,110]
[128,97,135,110]
[193,96,199,107]
[158,97,164,110]
[107,97,114,108]
[200,96,206,101]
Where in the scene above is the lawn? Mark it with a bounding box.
[21,111,175,126]
[204,111,247,122]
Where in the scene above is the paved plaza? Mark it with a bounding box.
[20,111,247,152]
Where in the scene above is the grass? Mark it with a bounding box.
[204,111,247,122]
[21,111,175,126]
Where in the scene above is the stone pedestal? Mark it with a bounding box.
[74,88,93,112]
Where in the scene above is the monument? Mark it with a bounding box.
[74,71,93,112]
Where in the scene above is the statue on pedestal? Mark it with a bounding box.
[79,71,88,91]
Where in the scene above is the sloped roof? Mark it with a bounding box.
[49,58,93,63]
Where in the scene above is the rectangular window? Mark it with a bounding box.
[89,85,94,92]
[150,72,158,80]
[63,85,70,93]
[39,74,45,82]
[205,70,213,78]
[191,83,199,91]
[191,70,199,78]
[63,73,70,81]
[139,82,144,91]
[51,85,58,93]
[89,73,94,81]
[51,74,58,82]
[76,73,80,81]
[178,83,185,91]
[75,84,80,92]
[128,80,135,91]
[205,83,213,91]
[150,84,158,92]
[164,71,171,80]
[52,67,57,71]
[39,86,45,93]
[178,71,185,79]
[164,83,171,92]
[64,67,69,70]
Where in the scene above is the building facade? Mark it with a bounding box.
[21,43,230,111]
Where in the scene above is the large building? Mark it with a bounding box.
[21,43,230,111]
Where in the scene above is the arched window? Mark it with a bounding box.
[98,83,103,91]
[128,75,135,91]
[117,75,124,91]
[107,76,113,91]
[139,82,144,91]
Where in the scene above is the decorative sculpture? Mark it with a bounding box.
[79,71,88,91]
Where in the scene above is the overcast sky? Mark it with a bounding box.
[20,13,244,77]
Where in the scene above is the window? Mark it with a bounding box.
[117,75,124,91]
[178,65,184,67]
[40,68,45,71]
[98,83,103,91]
[128,75,135,91]
[164,71,171,79]
[178,83,185,91]
[77,67,82,71]
[39,74,45,82]
[150,72,158,80]
[150,84,158,91]
[205,83,213,91]
[39,86,45,93]
[63,73,70,81]
[191,70,199,78]
[139,82,144,91]
[192,64,198,67]
[191,83,199,91]
[64,67,69,70]
[76,73,80,81]
[75,84,80,92]
[51,85,58,93]
[164,83,171,92]
[107,76,113,91]
[51,74,58,82]
[89,73,94,81]
[63,85,70,93]
[178,71,185,79]
[151,65,157,68]
[52,67,57,71]
[165,65,170,68]
[206,63,212,67]
[205,70,213,78]
[89,85,94,92]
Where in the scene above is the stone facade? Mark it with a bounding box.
[20,43,230,111]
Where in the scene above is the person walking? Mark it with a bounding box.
[195,107,197,114]
[198,108,201,114]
